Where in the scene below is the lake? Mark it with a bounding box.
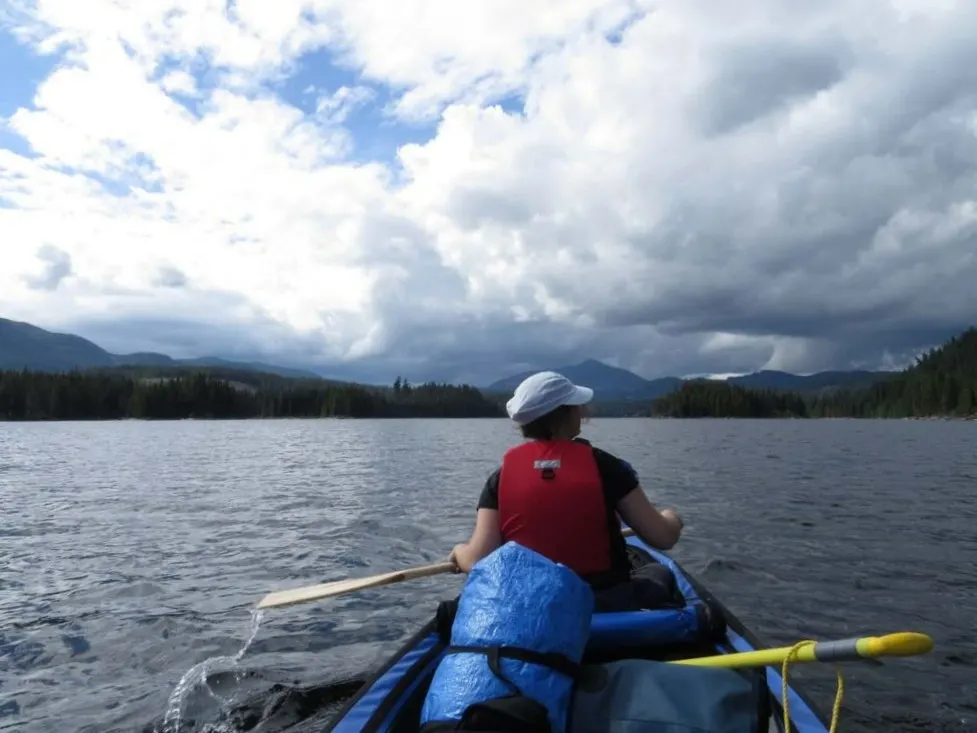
[0,418,974,732]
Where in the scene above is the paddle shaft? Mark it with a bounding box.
[672,632,934,669]
[256,561,456,610]
[257,526,638,610]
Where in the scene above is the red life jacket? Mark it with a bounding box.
[497,440,612,577]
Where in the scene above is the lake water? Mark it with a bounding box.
[1,418,975,733]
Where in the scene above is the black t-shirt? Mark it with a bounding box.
[476,438,640,587]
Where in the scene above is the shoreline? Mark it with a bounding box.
[0,415,506,423]
[648,415,976,421]
[3,414,975,423]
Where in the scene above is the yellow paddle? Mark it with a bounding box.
[673,632,935,733]
[672,631,934,669]
[257,527,638,610]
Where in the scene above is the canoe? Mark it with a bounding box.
[322,533,832,733]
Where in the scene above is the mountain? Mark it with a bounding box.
[0,318,321,379]
[725,369,887,392]
[113,353,321,379]
[485,359,682,400]
[0,318,117,371]
[3,315,898,395]
[486,360,894,402]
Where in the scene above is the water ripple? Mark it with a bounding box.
[0,418,973,732]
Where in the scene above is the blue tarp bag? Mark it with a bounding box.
[420,542,595,733]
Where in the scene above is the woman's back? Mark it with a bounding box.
[448,371,684,581]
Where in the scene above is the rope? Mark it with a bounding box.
[780,641,845,733]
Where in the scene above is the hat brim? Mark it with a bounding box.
[563,385,594,406]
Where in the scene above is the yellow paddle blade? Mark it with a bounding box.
[859,632,934,658]
[672,632,934,669]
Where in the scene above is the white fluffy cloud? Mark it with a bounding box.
[2,0,977,383]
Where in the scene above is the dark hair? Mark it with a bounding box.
[519,405,576,440]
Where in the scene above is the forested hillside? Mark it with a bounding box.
[649,381,809,418]
[650,327,977,419]
[809,328,977,418]
[0,370,503,420]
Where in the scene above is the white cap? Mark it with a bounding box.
[505,371,594,426]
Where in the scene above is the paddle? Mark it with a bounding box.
[256,527,638,610]
[674,632,935,733]
[256,561,458,610]
[671,631,934,669]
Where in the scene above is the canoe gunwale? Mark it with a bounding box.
[670,548,832,730]
[330,620,443,732]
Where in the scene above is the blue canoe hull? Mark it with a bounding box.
[323,535,832,733]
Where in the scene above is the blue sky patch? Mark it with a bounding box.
[269,47,362,115]
[0,123,34,159]
[0,27,57,160]
[0,27,61,118]
[265,47,439,165]
[494,91,527,116]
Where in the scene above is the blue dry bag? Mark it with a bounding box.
[419,542,595,733]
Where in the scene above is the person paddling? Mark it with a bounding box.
[449,371,685,605]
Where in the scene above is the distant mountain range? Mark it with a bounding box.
[1,316,894,398]
[485,359,892,401]
[486,359,681,400]
[0,318,321,379]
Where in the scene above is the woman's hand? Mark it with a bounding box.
[617,491,683,550]
[448,509,503,574]
[447,543,467,573]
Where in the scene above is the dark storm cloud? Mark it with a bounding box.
[64,287,331,366]
[692,37,851,137]
[503,14,977,376]
[23,245,72,291]
[153,266,188,288]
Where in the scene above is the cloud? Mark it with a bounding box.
[153,266,187,288]
[315,84,376,124]
[21,244,72,290]
[2,0,977,385]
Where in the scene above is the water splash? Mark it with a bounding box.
[160,610,264,733]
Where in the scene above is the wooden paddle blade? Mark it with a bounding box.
[256,561,457,610]
[257,525,638,611]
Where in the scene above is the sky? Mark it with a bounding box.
[2,0,977,386]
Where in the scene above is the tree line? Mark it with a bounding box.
[650,327,977,419]
[0,369,505,421]
[650,381,809,418]
[807,328,977,418]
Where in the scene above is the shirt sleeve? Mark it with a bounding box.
[591,447,640,505]
[477,468,501,510]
